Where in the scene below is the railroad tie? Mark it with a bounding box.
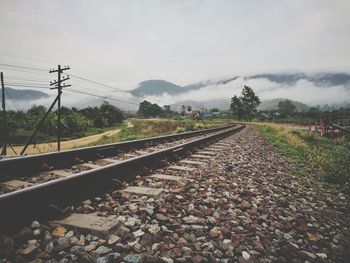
[124,153,136,158]
[190,154,211,159]
[196,151,216,155]
[167,165,196,172]
[179,160,206,166]
[120,186,163,197]
[49,170,72,177]
[50,213,120,239]
[0,180,33,189]
[79,163,102,169]
[149,174,184,182]
[101,158,122,164]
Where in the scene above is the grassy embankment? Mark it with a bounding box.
[258,123,350,193]
[85,118,232,146]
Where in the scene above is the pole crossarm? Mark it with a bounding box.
[50,76,70,86]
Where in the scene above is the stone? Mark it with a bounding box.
[56,237,70,250]
[33,229,41,236]
[20,243,37,255]
[316,253,327,259]
[209,228,221,238]
[107,234,120,245]
[133,229,145,238]
[51,226,67,239]
[124,254,142,263]
[45,242,54,254]
[160,257,174,263]
[147,225,160,235]
[242,251,250,260]
[155,213,168,221]
[31,221,40,228]
[94,246,112,255]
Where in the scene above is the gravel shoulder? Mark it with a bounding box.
[1,125,349,262]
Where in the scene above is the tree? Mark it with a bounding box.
[137,100,164,118]
[241,86,261,121]
[230,95,243,120]
[278,99,296,117]
[209,108,220,113]
[231,86,260,121]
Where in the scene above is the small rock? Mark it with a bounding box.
[107,234,120,245]
[124,254,141,263]
[316,253,327,259]
[33,229,41,236]
[209,228,221,238]
[155,213,168,221]
[160,257,174,263]
[133,229,145,238]
[148,224,161,234]
[94,246,112,255]
[242,251,250,260]
[52,226,67,239]
[65,231,74,239]
[45,242,54,254]
[31,221,40,228]
[302,250,317,259]
[20,243,37,255]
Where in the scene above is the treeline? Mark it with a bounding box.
[137,100,177,118]
[259,99,350,124]
[0,101,124,145]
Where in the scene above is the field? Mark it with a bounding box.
[258,123,350,192]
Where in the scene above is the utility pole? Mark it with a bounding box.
[1,72,7,156]
[49,65,70,151]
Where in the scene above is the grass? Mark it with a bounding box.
[85,118,232,146]
[258,123,350,193]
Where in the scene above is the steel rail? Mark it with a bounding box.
[0,125,244,230]
[0,124,235,178]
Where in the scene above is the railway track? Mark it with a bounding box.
[0,124,244,230]
[0,125,233,194]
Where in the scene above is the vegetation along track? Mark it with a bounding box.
[0,124,244,229]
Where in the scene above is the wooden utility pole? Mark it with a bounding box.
[1,72,7,156]
[49,65,70,151]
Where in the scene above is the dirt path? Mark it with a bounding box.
[10,128,121,155]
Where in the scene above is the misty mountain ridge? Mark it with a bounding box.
[0,87,49,101]
[3,72,350,111]
[131,72,350,97]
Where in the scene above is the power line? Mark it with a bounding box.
[4,89,20,111]
[70,74,130,93]
[0,63,47,72]
[65,88,139,106]
[0,67,49,75]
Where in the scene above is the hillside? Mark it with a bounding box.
[0,87,49,101]
[131,80,185,97]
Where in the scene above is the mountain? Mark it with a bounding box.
[131,80,185,97]
[246,73,350,86]
[257,98,309,111]
[130,73,350,98]
[0,87,49,101]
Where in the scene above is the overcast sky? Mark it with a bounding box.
[0,0,349,87]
